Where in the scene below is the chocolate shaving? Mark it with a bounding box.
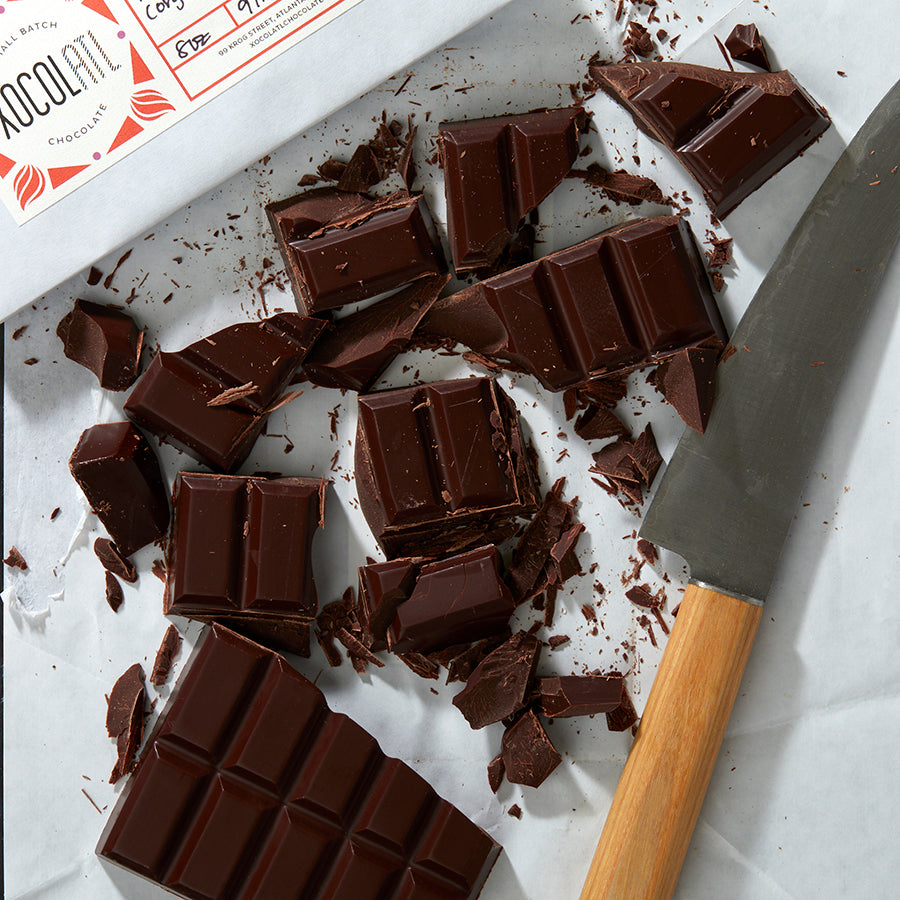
[398,651,441,680]
[335,627,385,669]
[206,381,258,407]
[106,663,145,784]
[150,625,182,686]
[548,634,570,649]
[574,405,631,442]
[488,754,506,793]
[94,538,137,583]
[625,584,659,609]
[105,572,124,612]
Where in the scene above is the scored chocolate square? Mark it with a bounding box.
[355,377,540,558]
[97,624,500,900]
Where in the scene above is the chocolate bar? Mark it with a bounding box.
[165,473,323,627]
[355,377,540,558]
[439,106,587,272]
[589,62,830,216]
[420,217,725,391]
[97,624,500,900]
[124,313,325,472]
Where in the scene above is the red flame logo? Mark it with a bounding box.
[130,90,175,121]
[14,165,46,210]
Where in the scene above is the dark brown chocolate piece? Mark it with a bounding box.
[150,625,182,686]
[574,405,631,442]
[500,710,561,788]
[105,572,124,612]
[539,675,624,718]
[445,634,511,685]
[125,313,325,472]
[357,558,419,652]
[624,21,654,58]
[57,299,144,391]
[3,546,27,570]
[69,422,169,556]
[607,685,638,732]
[660,346,718,433]
[487,754,505,793]
[452,632,541,729]
[439,107,587,272]
[304,274,449,392]
[355,377,540,558]
[285,191,446,314]
[590,62,830,217]
[106,663,145,784]
[625,584,659,609]
[590,424,662,507]
[94,537,138,583]
[507,804,522,819]
[97,625,501,899]
[165,472,323,627]
[420,216,725,391]
[637,538,657,565]
[724,23,771,71]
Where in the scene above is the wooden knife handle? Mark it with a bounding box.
[579,583,763,900]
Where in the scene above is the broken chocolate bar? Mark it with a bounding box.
[420,216,725,391]
[125,313,325,472]
[355,377,540,558]
[69,422,169,556]
[590,61,830,216]
[57,299,144,391]
[724,23,771,72]
[500,710,561,788]
[97,624,500,900]
[539,675,624,718]
[439,107,587,272]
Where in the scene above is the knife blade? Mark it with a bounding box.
[580,78,900,900]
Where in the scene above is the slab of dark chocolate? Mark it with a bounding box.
[165,473,323,627]
[419,216,725,391]
[724,24,771,71]
[659,346,719,433]
[590,62,829,216]
[284,191,446,314]
[500,710,561,788]
[439,106,587,272]
[355,377,540,558]
[452,632,541,729]
[125,313,325,472]
[304,274,449,392]
[97,624,500,900]
[69,422,169,556]
[57,299,144,391]
[539,675,624,718]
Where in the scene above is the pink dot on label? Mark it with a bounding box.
[93,152,101,161]
[117,30,125,39]
[0,7,6,13]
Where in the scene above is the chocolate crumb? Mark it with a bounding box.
[151,559,167,582]
[625,584,659,609]
[488,754,505,793]
[23,358,38,365]
[507,804,522,819]
[150,625,182,686]
[11,325,27,340]
[3,546,27,570]
[548,634,570,649]
[86,266,103,286]
[105,572,124,612]
[51,507,61,520]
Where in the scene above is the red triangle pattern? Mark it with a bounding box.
[0,154,15,179]
[130,44,155,85]
[82,0,119,23]
[108,116,144,153]
[48,164,91,189]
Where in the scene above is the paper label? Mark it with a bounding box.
[0,0,363,225]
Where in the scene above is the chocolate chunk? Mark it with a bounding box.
[420,216,725,391]
[69,422,169,556]
[304,274,449,392]
[284,191,446,314]
[507,804,522,819]
[445,634,510,685]
[439,107,587,272]
[57,299,145,391]
[539,675,624,718]
[589,424,662,507]
[3,546,27,570]
[637,538,657,565]
[547,634,570,649]
[590,62,830,217]
[452,632,541,729]
[578,375,629,409]
[624,21,654,58]
[388,545,515,655]
[629,423,663,485]
[357,558,419,652]
[574,405,631,442]
[355,377,539,558]
[500,710,561,788]
[97,625,501,898]
[398,650,442,680]
[149,624,181,686]
[724,23,771,72]
[607,685,639,732]
[93,538,138,583]
[125,313,325,472]
[660,346,718,433]
[105,572,124,612]
[165,473,323,629]
[105,663,145,784]
[625,584,659,609]
[336,143,383,192]
[488,754,505,793]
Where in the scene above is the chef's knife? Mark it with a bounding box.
[579,78,900,900]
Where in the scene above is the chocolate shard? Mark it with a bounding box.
[419,216,726,391]
[452,632,541,730]
[336,143,383,192]
[439,106,588,272]
[3,546,27,570]
[106,663,146,784]
[724,23,772,72]
[149,624,182,686]
[165,472,323,630]
[124,313,325,472]
[105,571,124,612]
[57,299,144,391]
[637,537,658,565]
[660,346,718,433]
[628,423,663,486]
[357,558,419,652]
[97,625,501,898]
[487,754,506,793]
[355,377,540,559]
[94,537,138,583]
[574,405,631,442]
[69,422,169,556]
[607,685,639,732]
[304,273,450,392]
[388,545,516,655]
[445,633,510,685]
[500,710,562,788]
[590,61,830,217]
[539,675,624,718]
[284,190,446,314]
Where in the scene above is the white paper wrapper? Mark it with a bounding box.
[5,0,900,898]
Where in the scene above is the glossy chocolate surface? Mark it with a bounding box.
[97,625,500,900]
[357,558,419,652]
[421,217,725,391]
[538,675,624,718]
[590,62,830,216]
[124,313,324,472]
[440,107,586,271]
[165,472,323,622]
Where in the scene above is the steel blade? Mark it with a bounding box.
[641,78,900,604]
